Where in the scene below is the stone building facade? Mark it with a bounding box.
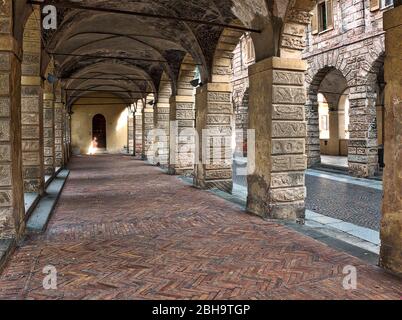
[304,0,393,177]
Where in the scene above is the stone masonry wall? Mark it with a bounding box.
[303,0,392,177]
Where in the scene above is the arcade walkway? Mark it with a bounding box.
[0,155,400,300]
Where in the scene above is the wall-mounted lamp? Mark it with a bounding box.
[47,74,58,84]
[190,79,202,88]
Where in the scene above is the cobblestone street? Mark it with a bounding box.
[0,155,400,300]
[306,174,382,231]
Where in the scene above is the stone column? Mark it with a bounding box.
[128,111,135,155]
[21,76,44,194]
[154,99,170,167]
[328,110,340,155]
[246,57,307,223]
[380,5,402,276]
[54,99,64,168]
[305,95,321,166]
[194,83,233,193]
[168,95,196,175]
[43,90,55,176]
[348,87,379,177]
[135,103,143,156]
[142,104,154,162]
[0,1,25,239]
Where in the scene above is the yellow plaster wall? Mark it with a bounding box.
[71,95,128,154]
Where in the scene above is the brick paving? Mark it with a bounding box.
[305,175,382,231]
[0,155,400,300]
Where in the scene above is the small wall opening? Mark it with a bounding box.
[92,114,107,149]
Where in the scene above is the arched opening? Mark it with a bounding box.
[92,114,107,150]
[307,67,349,170]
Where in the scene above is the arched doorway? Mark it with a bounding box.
[92,114,107,149]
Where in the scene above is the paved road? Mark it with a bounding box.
[305,174,382,231]
[0,155,399,300]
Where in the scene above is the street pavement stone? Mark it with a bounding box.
[305,175,381,231]
[0,155,400,300]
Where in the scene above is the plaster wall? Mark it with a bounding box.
[71,96,128,155]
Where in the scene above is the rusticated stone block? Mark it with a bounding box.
[205,170,232,180]
[22,125,39,139]
[0,190,12,207]
[0,97,9,116]
[0,164,11,186]
[273,86,305,104]
[0,119,10,141]
[270,172,305,189]
[21,113,39,125]
[273,70,304,85]
[272,139,305,155]
[208,103,232,114]
[206,115,231,125]
[272,121,307,138]
[22,152,40,166]
[207,92,231,102]
[272,105,304,120]
[176,103,194,110]
[0,74,9,95]
[271,155,306,172]
[270,187,306,203]
[0,145,10,161]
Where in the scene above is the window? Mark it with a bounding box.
[318,2,328,31]
[370,0,393,11]
[312,0,334,34]
[381,0,393,8]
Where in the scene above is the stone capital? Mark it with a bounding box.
[249,57,307,76]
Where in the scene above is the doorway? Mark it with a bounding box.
[92,114,107,149]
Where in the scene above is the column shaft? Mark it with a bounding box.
[54,101,64,167]
[43,92,55,175]
[142,106,154,161]
[0,3,25,238]
[135,107,143,156]
[128,113,135,155]
[168,95,196,175]
[247,57,307,223]
[21,77,44,194]
[380,5,402,276]
[194,83,233,193]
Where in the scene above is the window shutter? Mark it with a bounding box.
[312,5,318,34]
[326,0,334,30]
[370,0,380,11]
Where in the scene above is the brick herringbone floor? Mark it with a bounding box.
[0,155,400,300]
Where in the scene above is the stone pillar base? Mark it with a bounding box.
[246,57,307,223]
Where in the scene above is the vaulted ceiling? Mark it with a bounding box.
[17,0,300,106]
